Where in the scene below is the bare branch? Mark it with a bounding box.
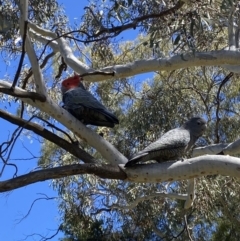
[22,51,56,89]
[84,1,185,39]
[1,155,240,192]
[35,115,75,144]
[184,215,193,241]
[214,72,233,142]
[193,143,228,156]
[21,225,62,241]
[18,0,47,95]
[23,28,240,82]
[184,179,195,209]
[28,1,184,48]
[0,109,97,164]
[220,137,240,155]
[0,127,21,177]
[0,87,46,102]
[0,164,127,192]
[123,155,240,183]
[16,194,57,224]
[11,21,28,90]
[193,136,240,157]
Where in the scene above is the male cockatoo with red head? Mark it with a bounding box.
[61,76,119,127]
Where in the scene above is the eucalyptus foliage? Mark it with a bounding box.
[2,0,240,240]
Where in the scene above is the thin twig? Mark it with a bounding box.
[35,1,185,58]
[22,51,55,89]
[34,115,75,144]
[84,1,184,39]
[0,109,97,164]
[215,72,234,142]
[16,194,57,224]
[11,21,28,90]
[184,214,193,241]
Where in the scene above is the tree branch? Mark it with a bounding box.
[0,109,97,164]
[19,0,47,96]
[84,1,185,39]
[184,215,193,241]
[16,194,57,224]
[24,35,240,81]
[28,1,184,47]
[123,155,240,183]
[1,155,240,192]
[79,71,115,78]
[227,3,235,47]
[28,21,240,82]
[215,72,233,143]
[11,21,28,90]
[0,87,46,102]
[184,179,195,209]
[28,23,92,74]
[193,135,240,157]
[0,164,127,192]
[22,51,56,89]
[192,143,228,156]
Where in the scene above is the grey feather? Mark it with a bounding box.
[62,83,119,127]
[125,117,206,167]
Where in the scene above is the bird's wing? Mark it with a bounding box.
[63,88,119,124]
[125,128,190,167]
[143,128,190,153]
[63,88,107,110]
[130,129,190,159]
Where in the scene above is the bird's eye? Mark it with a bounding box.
[197,121,200,125]
[67,83,69,85]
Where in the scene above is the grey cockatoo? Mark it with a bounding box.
[61,76,119,127]
[125,117,207,167]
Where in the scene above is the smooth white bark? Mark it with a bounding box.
[122,155,240,183]
[29,31,59,52]
[192,143,228,156]
[220,138,240,155]
[184,179,195,209]
[19,1,47,95]
[28,22,240,81]
[193,137,240,157]
[28,22,92,74]
[56,37,93,73]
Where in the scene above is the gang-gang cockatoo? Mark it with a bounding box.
[125,117,206,167]
[61,76,119,127]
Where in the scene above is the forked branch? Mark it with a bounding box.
[0,109,96,164]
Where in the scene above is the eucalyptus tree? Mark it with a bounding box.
[1,0,240,240]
